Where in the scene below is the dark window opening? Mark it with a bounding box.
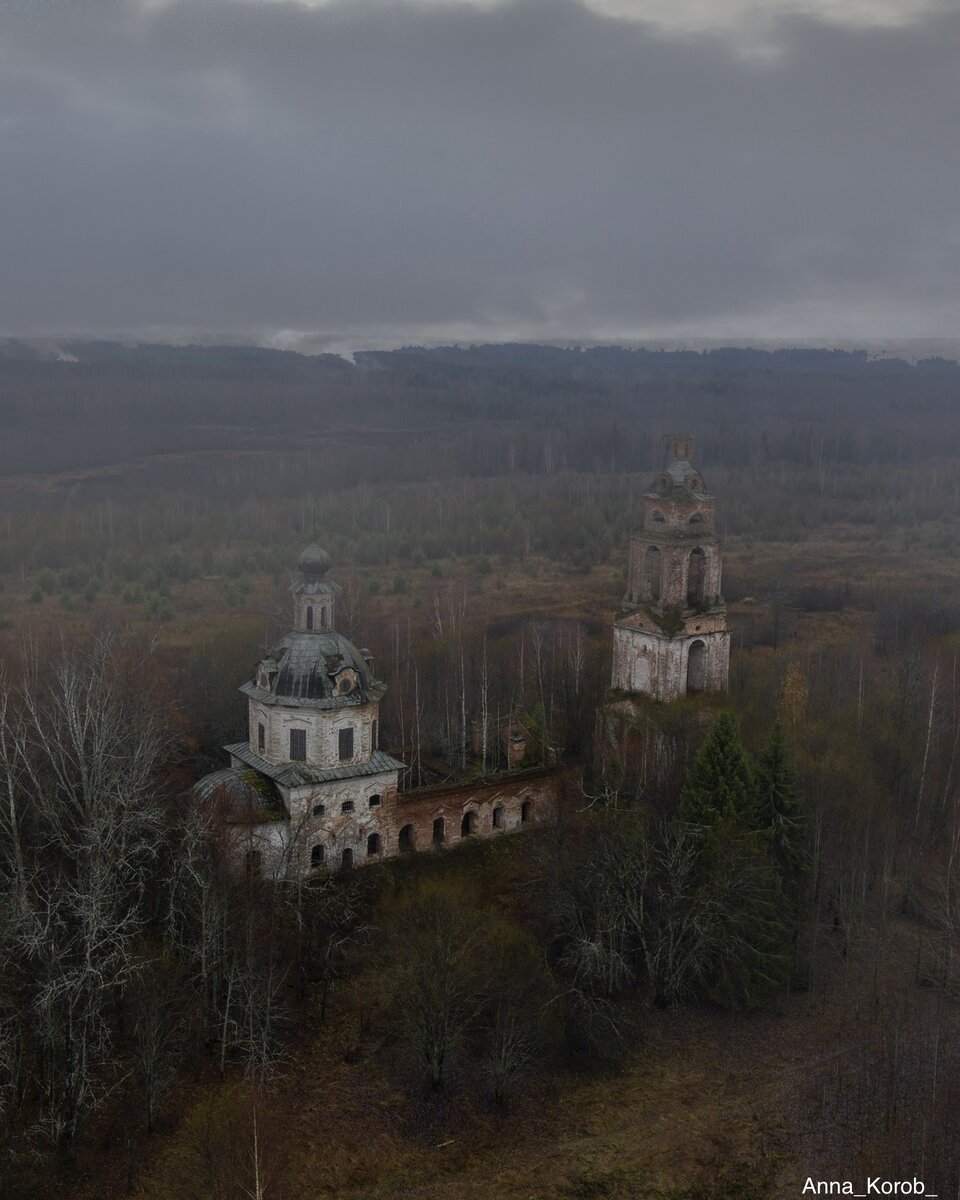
[399,824,415,851]
[492,805,504,829]
[341,848,353,870]
[432,817,445,844]
[320,606,328,627]
[687,548,706,607]
[306,605,314,631]
[460,811,477,837]
[341,800,354,814]
[367,832,381,856]
[372,719,378,751]
[244,848,262,879]
[310,844,324,869]
[650,510,666,525]
[257,722,265,752]
[290,728,306,761]
[369,793,381,807]
[520,800,532,823]
[338,727,354,761]
[644,546,662,603]
[312,802,325,817]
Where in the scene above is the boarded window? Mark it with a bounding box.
[290,728,306,761]
[492,805,504,829]
[310,844,324,869]
[339,727,354,761]
[367,832,381,856]
[257,722,265,752]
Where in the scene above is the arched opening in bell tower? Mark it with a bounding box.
[687,640,707,694]
[687,548,706,607]
[644,546,662,603]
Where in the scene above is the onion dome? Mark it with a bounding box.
[297,542,332,577]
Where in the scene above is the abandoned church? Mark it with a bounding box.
[194,543,556,877]
[195,435,728,876]
[611,435,730,701]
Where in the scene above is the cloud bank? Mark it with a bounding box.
[1,0,957,347]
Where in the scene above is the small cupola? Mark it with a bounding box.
[291,541,341,633]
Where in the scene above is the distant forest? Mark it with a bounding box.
[1,341,959,586]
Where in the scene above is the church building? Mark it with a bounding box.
[195,543,406,877]
[611,435,730,701]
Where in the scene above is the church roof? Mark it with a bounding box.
[226,742,406,789]
[192,766,284,822]
[242,629,385,708]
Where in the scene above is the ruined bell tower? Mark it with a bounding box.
[611,435,730,701]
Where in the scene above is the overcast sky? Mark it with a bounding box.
[1,0,957,350]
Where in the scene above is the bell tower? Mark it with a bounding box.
[612,435,730,701]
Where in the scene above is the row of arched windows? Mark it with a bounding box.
[306,801,534,871]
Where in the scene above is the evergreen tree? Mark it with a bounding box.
[698,815,792,1010]
[754,718,806,888]
[678,711,756,828]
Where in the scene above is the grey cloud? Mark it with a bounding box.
[0,0,958,344]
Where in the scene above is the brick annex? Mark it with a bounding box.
[195,435,728,877]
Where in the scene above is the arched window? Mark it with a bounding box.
[687,640,707,694]
[689,512,704,527]
[306,605,314,631]
[432,817,445,844]
[257,722,265,752]
[460,810,477,837]
[310,844,325,869]
[320,606,328,627]
[399,824,415,851]
[492,805,504,829]
[650,510,666,526]
[644,546,662,602]
[687,548,706,607]
[520,800,532,823]
[367,832,381,856]
[341,848,353,870]
[368,793,381,807]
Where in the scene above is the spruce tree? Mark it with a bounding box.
[754,718,806,888]
[678,711,756,828]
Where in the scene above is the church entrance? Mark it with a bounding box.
[687,640,707,694]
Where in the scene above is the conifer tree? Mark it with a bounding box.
[678,711,755,828]
[754,718,806,888]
